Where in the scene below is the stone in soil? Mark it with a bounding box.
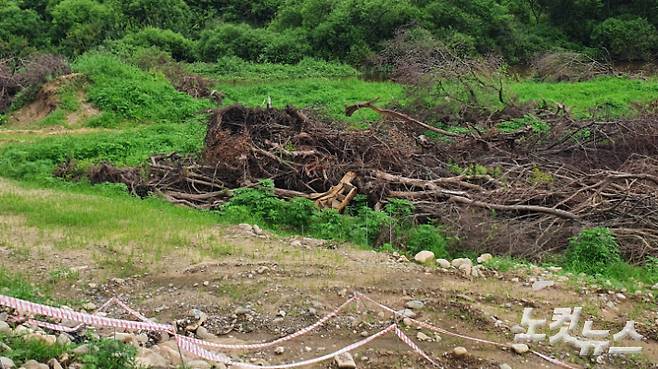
[0,357,15,369]
[512,343,529,354]
[405,300,424,310]
[499,364,512,369]
[274,346,285,355]
[436,258,451,268]
[334,352,357,368]
[21,360,48,369]
[414,250,435,264]
[451,258,473,269]
[0,321,11,335]
[477,253,493,263]
[186,360,212,369]
[531,280,555,291]
[48,359,63,369]
[453,346,468,357]
[395,309,417,319]
[136,348,168,369]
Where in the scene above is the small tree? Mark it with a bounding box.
[592,17,658,61]
[566,227,621,275]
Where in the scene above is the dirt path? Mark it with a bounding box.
[0,179,656,368]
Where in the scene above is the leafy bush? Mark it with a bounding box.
[73,52,209,123]
[197,23,310,63]
[0,1,48,58]
[221,180,283,224]
[566,227,621,275]
[116,27,197,61]
[405,224,449,258]
[115,0,191,33]
[80,339,137,369]
[0,333,70,365]
[592,17,658,61]
[192,56,358,81]
[50,0,119,56]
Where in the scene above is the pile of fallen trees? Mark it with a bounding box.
[75,102,658,262]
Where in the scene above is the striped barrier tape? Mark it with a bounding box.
[354,292,580,369]
[0,295,174,333]
[189,295,359,350]
[394,326,443,368]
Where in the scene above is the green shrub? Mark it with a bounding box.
[50,0,119,56]
[115,0,191,33]
[0,333,70,365]
[73,52,209,123]
[566,227,621,275]
[0,1,48,58]
[116,27,197,61]
[405,224,449,258]
[592,17,658,61]
[80,339,138,369]
[221,180,283,224]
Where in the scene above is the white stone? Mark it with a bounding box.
[0,357,15,369]
[499,364,512,369]
[532,280,555,291]
[395,309,417,319]
[477,253,493,264]
[56,334,72,346]
[0,321,11,335]
[186,360,212,369]
[416,332,432,342]
[451,258,473,269]
[22,360,48,369]
[510,325,525,334]
[453,346,468,357]
[274,346,285,355]
[414,251,435,264]
[334,352,356,368]
[458,263,472,277]
[512,343,530,354]
[405,300,425,310]
[48,359,63,369]
[196,326,216,340]
[436,259,452,268]
[135,348,168,369]
[82,302,97,311]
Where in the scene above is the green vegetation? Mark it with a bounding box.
[565,227,622,276]
[0,333,70,364]
[80,339,138,369]
[509,77,658,118]
[0,267,46,302]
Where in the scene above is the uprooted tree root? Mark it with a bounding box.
[67,103,658,263]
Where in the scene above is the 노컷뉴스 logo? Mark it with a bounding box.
[515,307,644,356]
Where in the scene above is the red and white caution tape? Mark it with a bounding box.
[229,324,398,369]
[0,295,174,333]
[190,295,359,350]
[355,292,580,369]
[394,326,443,368]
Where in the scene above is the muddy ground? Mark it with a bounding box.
[0,180,656,369]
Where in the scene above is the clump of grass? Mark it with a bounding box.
[0,334,70,365]
[192,56,359,81]
[0,267,47,302]
[73,52,209,124]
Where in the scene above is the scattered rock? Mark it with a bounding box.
[395,309,417,319]
[397,255,409,263]
[458,263,472,277]
[453,346,468,357]
[0,357,15,369]
[111,332,136,345]
[238,223,254,234]
[274,346,285,355]
[531,280,555,291]
[477,253,493,264]
[405,300,424,310]
[471,265,485,278]
[81,302,97,311]
[48,359,63,369]
[252,225,264,235]
[21,360,48,369]
[56,334,72,346]
[186,360,211,369]
[196,326,216,340]
[414,251,435,264]
[72,344,90,355]
[0,342,11,352]
[499,364,512,369]
[436,259,451,269]
[451,258,473,269]
[510,325,525,334]
[0,321,11,335]
[416,332,432,342]
[615,293,626,300]
[135,333,149,345]
[135,348,168,369]
[334,352,357,369]
[512,343,529,354]
[290,240,302,247]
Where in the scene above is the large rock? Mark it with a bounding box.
[477,253,493,264]
[56,334,72,346]
[0,357,15,369]
[405,300,425,310]
[414,251,435,264]
[21,360,48,369]
[196,326,216,340]
[48,359,63,369]
[186,360,212,369]
[436,259,452,269]
[512,343,529,354]
[451,258,473,269]
[453,347,468,357]
[532,280,555,291]
[0,321,11,335]
[135,348,168,369]
[334,352,357,369]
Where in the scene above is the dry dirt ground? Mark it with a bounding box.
[0,179,657,369]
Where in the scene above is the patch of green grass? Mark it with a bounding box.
[80,338,138,369]
[0,181,218,258]
[192,56,359,81]
[0,123,206,181]
[48,267,80,284]
[219,78,404,124]
[0,334,70,365]
[0,267,47,302]
[73,52,210,124]
[483,256,531,272]
[509,76,658,118]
